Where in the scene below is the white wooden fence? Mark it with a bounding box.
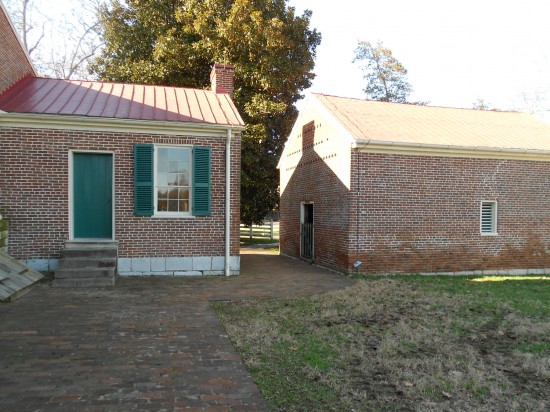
[240,220,280,240]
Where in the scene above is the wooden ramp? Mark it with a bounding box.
[0,251,44,302]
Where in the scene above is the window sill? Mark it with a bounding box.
[480,232,498,236]
[152,214,195,219]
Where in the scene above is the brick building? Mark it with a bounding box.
[279,93,550,275]
[0,2,244,285]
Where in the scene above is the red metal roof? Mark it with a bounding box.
[0,77,244,127]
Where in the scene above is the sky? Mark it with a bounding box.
[288,0,550,119]
[7,0,550,119]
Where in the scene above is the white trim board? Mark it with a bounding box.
[353,140,550,162]
[0,112,245,137]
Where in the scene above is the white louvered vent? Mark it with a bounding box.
[480,201,497,235]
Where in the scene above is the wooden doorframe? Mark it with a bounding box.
[68,150,116,240]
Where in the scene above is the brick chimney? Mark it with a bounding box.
[210,63,235,94]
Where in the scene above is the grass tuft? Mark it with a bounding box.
[240,237,279,246]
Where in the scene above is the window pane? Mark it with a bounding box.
[168,161,179,173]
[158,148,169,160]
[157,199,168,211]
[157,188,168,199]
[178,174,189,186]
[179,200,189,212]
[168,200,179,211]
[179,161,189,173]
[158,160,168,173]
[167,173,178,185]
[179,188,189,200]
[157,173,168,186]
[168,188,178,200]
[168,150,180,161]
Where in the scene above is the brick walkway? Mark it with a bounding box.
[0,250,354,411]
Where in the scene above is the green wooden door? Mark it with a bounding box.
[73,153,113,238]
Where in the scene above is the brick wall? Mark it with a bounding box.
[282,135,550,275]
[0,5,35,94]
[348,152,550,274]
[280,122,351,272]
[0,127,241,261]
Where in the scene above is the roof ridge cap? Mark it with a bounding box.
[315,92,525,114]
[62,78,215,93]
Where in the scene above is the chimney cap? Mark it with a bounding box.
[212,63,235,71]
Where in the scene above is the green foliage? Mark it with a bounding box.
[354,40,412,103]
[92,0,321,225]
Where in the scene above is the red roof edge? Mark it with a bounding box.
[0,74,35,102]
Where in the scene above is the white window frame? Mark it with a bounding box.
[153,144,193,218]
[480,200,498,236]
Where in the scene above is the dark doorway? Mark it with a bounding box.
[301,203,314,259]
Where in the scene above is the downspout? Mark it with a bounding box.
[352,140,370,275]
[225,128,232,276]
[354,145,360,274]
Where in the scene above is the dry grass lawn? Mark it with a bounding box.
[213,275,549,411]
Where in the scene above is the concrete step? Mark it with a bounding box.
[55,267,115,279]
[52,277,116,288]
[61,248,118,259]
[65,240,118,248]
[57,258,116,269]
[54,241,118,287]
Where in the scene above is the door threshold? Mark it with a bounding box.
[70,238,117,242]
[67,239,118,246]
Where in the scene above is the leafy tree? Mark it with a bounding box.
[354,40,412,103]
[92,0,321,226]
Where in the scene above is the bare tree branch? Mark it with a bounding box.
[5,0,104,79]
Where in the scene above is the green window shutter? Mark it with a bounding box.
[134,144,154,216]
[193,146,212,216]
